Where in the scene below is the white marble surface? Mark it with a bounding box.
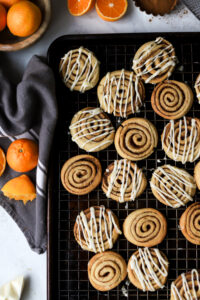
[0,0,199,299]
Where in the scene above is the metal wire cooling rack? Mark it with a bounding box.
[47,33,200,300]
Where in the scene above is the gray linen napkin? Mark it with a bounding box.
[0,55,58,254]
[182,0,200,20]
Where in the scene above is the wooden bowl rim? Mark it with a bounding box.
[0,0,51,52]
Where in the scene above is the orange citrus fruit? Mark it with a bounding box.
[96,0,128,22]
[1,174,36,204]
[0,147,6,176]
[68,0,95,16]
[7,0,42,37]
[0,0,21,8]
[7,138,39,173]
[0,3,6,32]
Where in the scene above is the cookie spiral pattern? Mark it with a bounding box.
[115,118,158,161]
[132,37,176,84]
[97,70,145,117]
[102,159,147,203]
[70,107,115,152]
[61,155,102,195]
[150,165,196,208]
[162,117,200,164]
[59,47,99,92]
[195,73,200,104]
[180,202,200,245]
[151,80,194,120]
[171,269,200,300]
[123,208,167,247]
[88,251,127,291]
[74,206,121,253]
[128,248,169,292]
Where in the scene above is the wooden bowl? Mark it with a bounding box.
[0,0,51,51]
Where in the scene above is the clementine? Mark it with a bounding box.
[7,138,39,173]
[0,0,21,8]
[0,3,6,32]
[95,0,128,22]
[68,0,95,16]
[0,147,6,176]
[7,0,42,37]
[1,174,36,204]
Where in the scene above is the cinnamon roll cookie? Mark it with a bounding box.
[150,165,196,208]
[61,155,102,195]
[128,248,169,292]
[88,251,127,291]
[115,118,158,161]
[180,202,200,245]
[132,37,176,84]
[123,208,167,247]
[162,117,200,164]
[74,206,121,252]
[97,70,145,117]
[171,269,200,300]
[194,161,200,190]
[59,47,99,92]
[70,107,115,152]
[151,80,194,120]
[102,159,147,203]
[195,73,200,104]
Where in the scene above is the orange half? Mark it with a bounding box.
[96,0,128,22]
[1,174,36,205]
[0,147,6,177]
[68,0,95,16]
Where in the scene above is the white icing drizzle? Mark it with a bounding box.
[150,165,196,208]
[60,47,99,92]
[102,69,142,117]
[106,159,142,203]
[162,117,200,164]
[130,248,168,292]
[69,108,115,152]
[133,37,176,84]
[76,206,121,253]
[171,269,200,300]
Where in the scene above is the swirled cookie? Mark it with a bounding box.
[128,247,169,292]
[74,206,121,252]
[133,37,176,84]
[123,208,167,247]
[61,154,102,195]
[115,118,158,161]
[88,251,127,291]
[151,80,193,120]
[70,107,115,152]
[150,165,196,208]
[59,47,99,92]
[162,117,200,164]
[102,159,147,203]
[180,202,200,245]
[97,69,145,117]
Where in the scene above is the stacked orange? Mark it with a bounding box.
[1,139,39,205]
[68,0,128,22]
[0,0,42,37]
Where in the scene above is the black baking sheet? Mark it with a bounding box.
[47,33,200,300]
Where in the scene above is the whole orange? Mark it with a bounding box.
[0,0,21,8]
[7,138,39,172]
[7,0,42,37]
[0,3,6,32]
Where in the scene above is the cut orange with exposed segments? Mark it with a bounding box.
[96,0,128,22]
[68,0,95,16]
[0,147,6,176]
[1,174,36,205]
[0,3,6,32]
